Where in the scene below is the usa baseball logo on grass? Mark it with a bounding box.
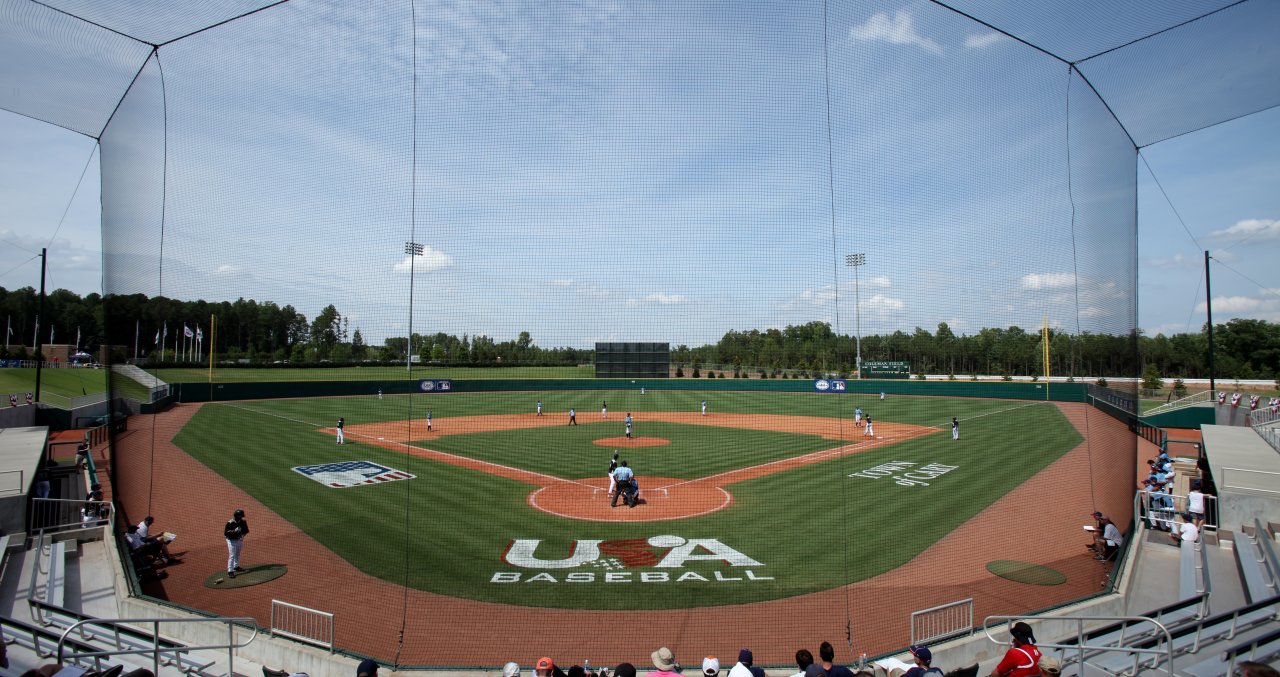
[293,461,416,488]
[491,535,774,584]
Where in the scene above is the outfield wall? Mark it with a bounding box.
[169,378,1088,403]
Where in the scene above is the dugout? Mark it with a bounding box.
[595,342,669,379]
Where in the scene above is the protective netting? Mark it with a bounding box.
[6,0,1273,669]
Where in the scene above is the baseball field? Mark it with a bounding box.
[167,388,1081,610]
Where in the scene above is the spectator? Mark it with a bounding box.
[537,657,568,677]
[1239,662,1280,677]
[357,659,379,677]
[81,500,100,528]
[703,657,721,677]
[569,666,587,677]
[804,665,827,677]
[791,649,815,677]
[1187,480,1212,529]
[649,647,682,677]
[818,641,855,677]
[34,465,50,499]
[614,664,638,677]
[125,524,176,564]
[990,622,1041,677]
[902,646,942,677]
[504,662,521,677]
[1037,657,1061,677]
[1170,512,1199,545]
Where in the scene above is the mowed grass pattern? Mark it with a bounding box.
[174,391,1080,608]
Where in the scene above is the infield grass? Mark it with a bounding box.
[174,390,1082,608]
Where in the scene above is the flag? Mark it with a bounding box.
[196,326,203,340]
[184,325,194,338]
[154,330,160,345]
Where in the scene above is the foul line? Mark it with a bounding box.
[927,400,1051,429]
[216,402,598,490]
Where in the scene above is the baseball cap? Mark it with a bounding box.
[356,659,379,677]
[702,657,720,676]
[652,647,679,672]
[537,658,554,672]
[908,645,932,664]
[1011,622,1036,644]
[503,662,521,677]
[737,649,753,665]
[1091,511,1103,518]
[614,664,637,677]
[1038,656,1061,676]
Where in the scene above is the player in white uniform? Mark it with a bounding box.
[336,417,345,444]
[951,417,959,440]
[602,400,608,419]
[625,412,633,439]
[854,406,863,427]
[701,400,707,416]
[863,415,874,437]
[427,410,433,432]
[536,400,543,416]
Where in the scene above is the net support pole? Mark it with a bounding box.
[1204,251,1215,398]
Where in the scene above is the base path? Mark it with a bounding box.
[343,412,937,522]
[115,402,1131,667]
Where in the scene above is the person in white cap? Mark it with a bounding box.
[503,662,521,677]
[702,657,721,677]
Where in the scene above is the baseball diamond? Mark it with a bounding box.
[107,386,1140,666]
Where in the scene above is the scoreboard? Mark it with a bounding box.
[595,342,670,378]
[862,361,911,379]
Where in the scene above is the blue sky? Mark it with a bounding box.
[1,1,1277,349]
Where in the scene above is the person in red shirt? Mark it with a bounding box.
[991,622,1042,677]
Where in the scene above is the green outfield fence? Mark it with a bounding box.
[168,378,1089,404]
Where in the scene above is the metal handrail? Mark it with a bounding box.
[985,615,1175,676]
[57,616,258,677]
[1248,518,1279,595]
[1145,390,1212,417]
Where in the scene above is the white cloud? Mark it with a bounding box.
[645,292,686,305]
[576,285,610,299]
[549,279,573,287]
[861,275,892,289]
[1197,295,1263,313]
[392,247,454,273]
[1020,272,1076,289]
[963,32,1004,49]
[215,264,238,275]
[862,294,905,311]
[1207,218,1280,242]
[850,11,943,55]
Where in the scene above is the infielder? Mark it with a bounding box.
[701,400,707,416]
[336,417,345,444]
[951,417,959,440]
[880,391,886,401]
[427,410,433,432]
[568,408,577,425]
[224,509,249,578]
[602,400,608,419]
[863,415,874,437]
[855,406,863,427]
[536,400,543,416]
[625,412,633,439]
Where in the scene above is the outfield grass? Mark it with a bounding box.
[147,364,594,382]
[174,390,1081,609]
[0,367,108,405]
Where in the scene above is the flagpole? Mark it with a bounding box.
[208,315,215,383]
[5,315,10,349]
[134,319,140,362]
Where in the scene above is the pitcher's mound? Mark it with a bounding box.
[592,436,670,447]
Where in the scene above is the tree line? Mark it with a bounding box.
[1,286,1277,380]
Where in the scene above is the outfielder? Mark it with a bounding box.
[569,408,577,425]
[951,417,959,440]
[336,417,345,444]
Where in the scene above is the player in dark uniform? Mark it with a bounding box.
[224,509,249,577]
[607,452,619,497]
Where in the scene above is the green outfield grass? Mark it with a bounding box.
[146,364,594,383]
[174,390,1081,609]
[0,367,108,405]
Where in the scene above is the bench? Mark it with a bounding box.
[47,540,67,609]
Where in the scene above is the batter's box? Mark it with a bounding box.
[293,460,416,488]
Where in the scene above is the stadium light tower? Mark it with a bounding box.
[405,241,425,372]
[845,253,865,378]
